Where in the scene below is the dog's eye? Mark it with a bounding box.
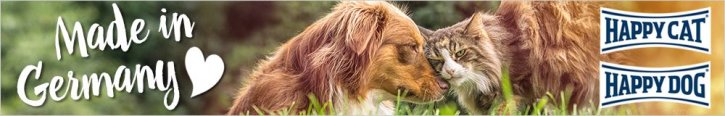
[455,49,466,57]
[410,45,419,53]
[398,45,416,64]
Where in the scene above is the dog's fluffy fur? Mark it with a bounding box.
[227,1,446,115]
[492,1,601,107]
[492,1,629,109]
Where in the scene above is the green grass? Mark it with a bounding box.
[244,67,633,115]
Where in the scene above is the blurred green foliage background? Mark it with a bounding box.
[1,1,499,114]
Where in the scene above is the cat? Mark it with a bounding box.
[420,12,508,115]
[420,1,628,114]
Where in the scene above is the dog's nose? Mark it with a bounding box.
[436,77,449,90]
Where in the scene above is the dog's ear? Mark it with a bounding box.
[344,10,383,55]
[464,12,484,36]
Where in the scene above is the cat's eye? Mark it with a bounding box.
[428,59,443,72]
[428,59,441,66]
[455,49,466,57]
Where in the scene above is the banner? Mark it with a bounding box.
[1,1,723,115]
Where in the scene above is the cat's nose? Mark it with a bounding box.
[436,77,449,90]
[443,68,454,78]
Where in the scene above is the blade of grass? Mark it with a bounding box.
[306,93,322,115]
[533,97,548,115]
[252,105,265,115]
[500,65,516,114]
[559,91,567,115]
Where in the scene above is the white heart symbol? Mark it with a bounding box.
[185,47,225,98]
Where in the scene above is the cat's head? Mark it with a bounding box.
[421,13,502,94]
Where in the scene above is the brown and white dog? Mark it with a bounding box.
[227,1,448,115]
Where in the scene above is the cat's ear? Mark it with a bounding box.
[418,26,434,39]
[464,12,485,36]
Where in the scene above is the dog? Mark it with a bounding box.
[494,1,629,109]
[488,1,629,111]
[227,1,448,115]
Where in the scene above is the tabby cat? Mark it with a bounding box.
[421,1,627,114]
[421,12,507,115]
